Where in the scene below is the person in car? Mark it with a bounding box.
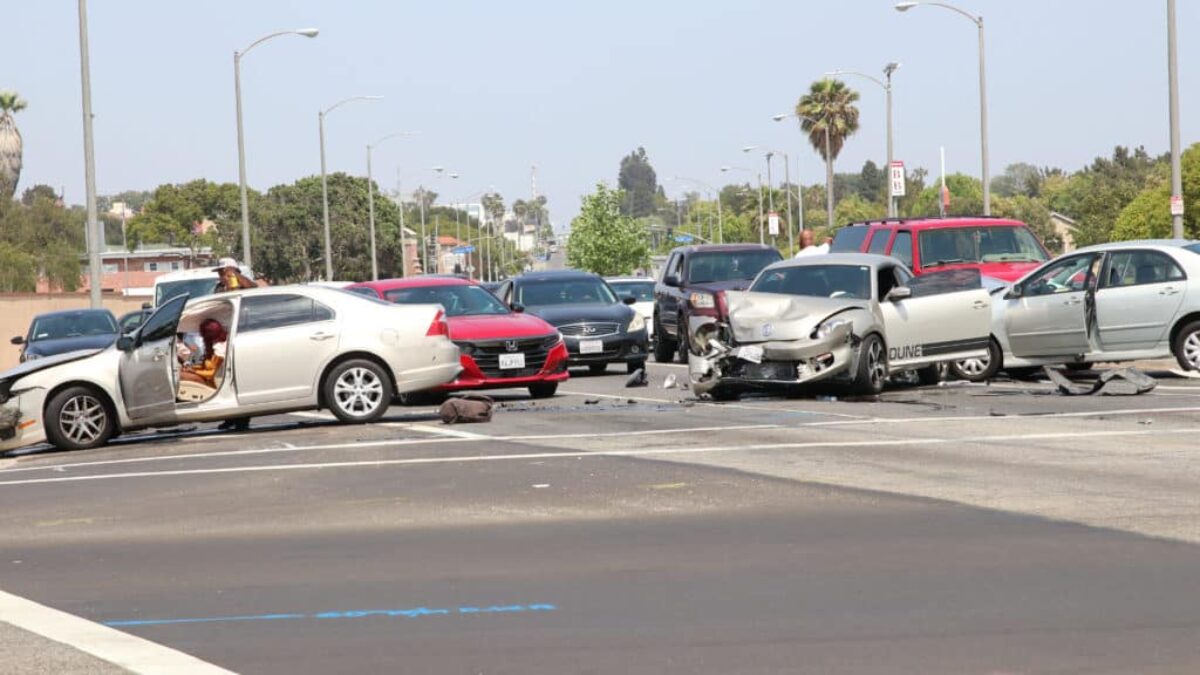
[180,318,227,388]
[215,258,258,292]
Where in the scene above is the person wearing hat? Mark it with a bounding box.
[216,258,259,293]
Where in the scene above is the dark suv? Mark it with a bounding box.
[495,270,648,374]
[653,244,783,362]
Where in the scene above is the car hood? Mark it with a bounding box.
[723,292,866,343]
[448,313,558,341]
[921,261,1042,283]
[22,334,117,358]
[0,348,107,400]
[525,303,634,327]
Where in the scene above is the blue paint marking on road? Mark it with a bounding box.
[103,603,557,628]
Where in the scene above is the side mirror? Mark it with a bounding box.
[1004,286,1023,300]
[622,295,637,305]
[141,302,152,310]
[886,286,913,302]
[663,274,680,288]
[116,335,135,352]
[510,303,525,313]
[10,336,24,345]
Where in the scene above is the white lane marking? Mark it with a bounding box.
[559,388,871,419]
[0,588,234,674]
[803,405,1200,428]
[400,424,494,439]
[0,424,779,475]
[1,427,1195,487]
[287,411,334,420]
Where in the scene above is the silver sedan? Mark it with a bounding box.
[951,240,1200,380]
[0,286,461,452]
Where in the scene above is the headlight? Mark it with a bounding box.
[689,292,715,309]
[627,312,646,332]
[813,318,851,340]
[21,353,40,362]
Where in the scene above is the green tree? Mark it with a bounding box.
[1045,146,1164,246]
[617,147,658,217]
[21,184,58,206]
[796,79,860,215]
[909,174,984,217]
[567,183,649,275]
[0,242,36,292]
[1111,143,1200,240]
[994,194,1061,253]
[990,162,1044,198]
[125,180,242,254]
[833,194,885,226]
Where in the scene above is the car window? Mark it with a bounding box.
[830,226,870,252]
[384,285,510,316]
[155,278,219,307]
[751,264,871,300]
[29,311,117,341]
[516,278,617,306]
[608,281,654,301]
[867,231,891,255]
[667,254,684,280]
[139,296,188,343]
[1101,250,1186,288]
[239,295,325,333]
[686,250,782,284]
[907,269,984,298]
[1022,254,1098,297]
[919,226,1048,269]
[891,231,913,268]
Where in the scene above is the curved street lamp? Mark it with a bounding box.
[895,1,989,214]
[233,28,319,269]
[773,112,834,229]
[319,95,383,280]
[366,131,418,280]
[826,63,900,216]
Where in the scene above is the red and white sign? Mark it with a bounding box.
[767,211,780,236]
[889,161,906,198]
[1170,194,1185,217]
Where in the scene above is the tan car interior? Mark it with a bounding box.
[174,301,234,404]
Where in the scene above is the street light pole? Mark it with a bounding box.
[783,153,793,252]
[896,2,988,214]
[674,176,724,244]
[77,0,102,309]
[772,112,834,229]
[319,95,382,280]
[366,132,416,280]
[827,63,900,217]
[233,28,318,269]
[1168,0,1184,238]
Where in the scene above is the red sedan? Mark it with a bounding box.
[347,277,569,398]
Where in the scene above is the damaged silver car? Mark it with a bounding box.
[688,253,993,399]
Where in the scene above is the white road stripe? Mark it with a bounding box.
[400,423,494,439]
[0,427,1195,487]
[0,424,780,475]
[0,589,233,674]
[559,388,872,419]
[802,405,1200,427]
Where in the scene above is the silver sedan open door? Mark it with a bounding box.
[1003,253,1099,357]
[118,294,188,422]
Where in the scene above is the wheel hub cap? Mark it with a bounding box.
[59,395,106,444]
[334,367,384,416]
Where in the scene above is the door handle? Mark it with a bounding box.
[1160,287,1180,296]
[972,300,988,309]
[1063,298,1083,306]
[152,348,166,361]
[309,332,335,341]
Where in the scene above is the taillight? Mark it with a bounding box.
[426,310,450,337]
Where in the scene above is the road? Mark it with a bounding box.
[3,362,1200,673]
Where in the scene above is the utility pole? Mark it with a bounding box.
[1168,0,1185,238]
[78,0,102,308]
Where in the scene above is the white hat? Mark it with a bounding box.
[218,257,238,269]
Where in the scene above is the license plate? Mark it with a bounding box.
[736,346,764,363]
[498,353,526,370]
[579,339,604,355]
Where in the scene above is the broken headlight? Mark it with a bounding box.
[813,318,851,340]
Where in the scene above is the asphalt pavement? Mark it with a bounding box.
[3,361,1200,673]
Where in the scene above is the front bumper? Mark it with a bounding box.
[0,396,44,453]
[689,323,854,395]
[435,343,571,391]
[563,329,649,364]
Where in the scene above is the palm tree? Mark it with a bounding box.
[796,79,860,222]
[0,91,27,201]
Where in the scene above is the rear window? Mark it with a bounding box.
[686,250,782,283]
[830,227,870,252]
[867,231,891,255]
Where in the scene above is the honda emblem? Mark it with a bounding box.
[504,340,519,352]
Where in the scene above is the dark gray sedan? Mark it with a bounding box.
[12,309,119,363]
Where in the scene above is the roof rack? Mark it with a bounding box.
[844,214,1015,227]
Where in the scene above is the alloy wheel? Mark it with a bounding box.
[1184,331,1200,369]
[956,355,990,377]
[867,340,886,389]
[58,394,107,445]
[333,367,385,417]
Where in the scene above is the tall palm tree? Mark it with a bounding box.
[0,91,27,201]
[796,79,860,222]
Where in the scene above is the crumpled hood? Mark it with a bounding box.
[0,348,106,401]
[724,292,865,343]
[22,333,117,358]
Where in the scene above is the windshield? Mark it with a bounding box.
[30,311,118,342]
[919,226,1048,268]
[384,285,510,316]
[608,281,654,302]
[686,250,782,283]
[156,278,218,306]
[751,264,872,300]
[517,278,617,306]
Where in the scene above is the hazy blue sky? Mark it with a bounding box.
[7,1,1199,228]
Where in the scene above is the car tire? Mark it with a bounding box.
[675,318,690,364]
[950,338,1002,382]
[653,317,676,363]
[851,334,888,395]
[528,382,558,399]
[588,363,608,375]
[916,363,945,386]
[44,386,115,451]
[1173,319,1200,371]
[323,359,391,423]
[627,360,647,375]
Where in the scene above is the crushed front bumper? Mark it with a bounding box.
[689,322,855,395]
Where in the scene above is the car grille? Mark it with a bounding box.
[456,335,559,378]
[727,360,798,382]
[558,322,620,337]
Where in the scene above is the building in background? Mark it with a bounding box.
[39,244,215,297]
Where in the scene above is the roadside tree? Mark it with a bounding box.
[567,183,648,276]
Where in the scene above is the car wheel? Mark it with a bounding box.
[44,386,115,451]
[588,363,608,375]
[916,363,945,386]
[627,360,647,375]
[324,359,390,423]
[851,334,888,395]
[950,338,1002,382]
[675,319,690,364]
[528,382,558,399]
[653,317,676,363]
[1173,320,1200,371]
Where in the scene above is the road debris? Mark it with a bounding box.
[625,368,648,388]
[438,394,495,424]
[584,398,601,405]
[1043,366,1157,396]
[662,373,678,389]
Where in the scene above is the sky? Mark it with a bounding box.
[6,0,1199,231]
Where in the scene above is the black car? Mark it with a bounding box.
[117,304,153,334]
[654,244,783,362]
[11,309,119,363]
[495,270,648,374]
